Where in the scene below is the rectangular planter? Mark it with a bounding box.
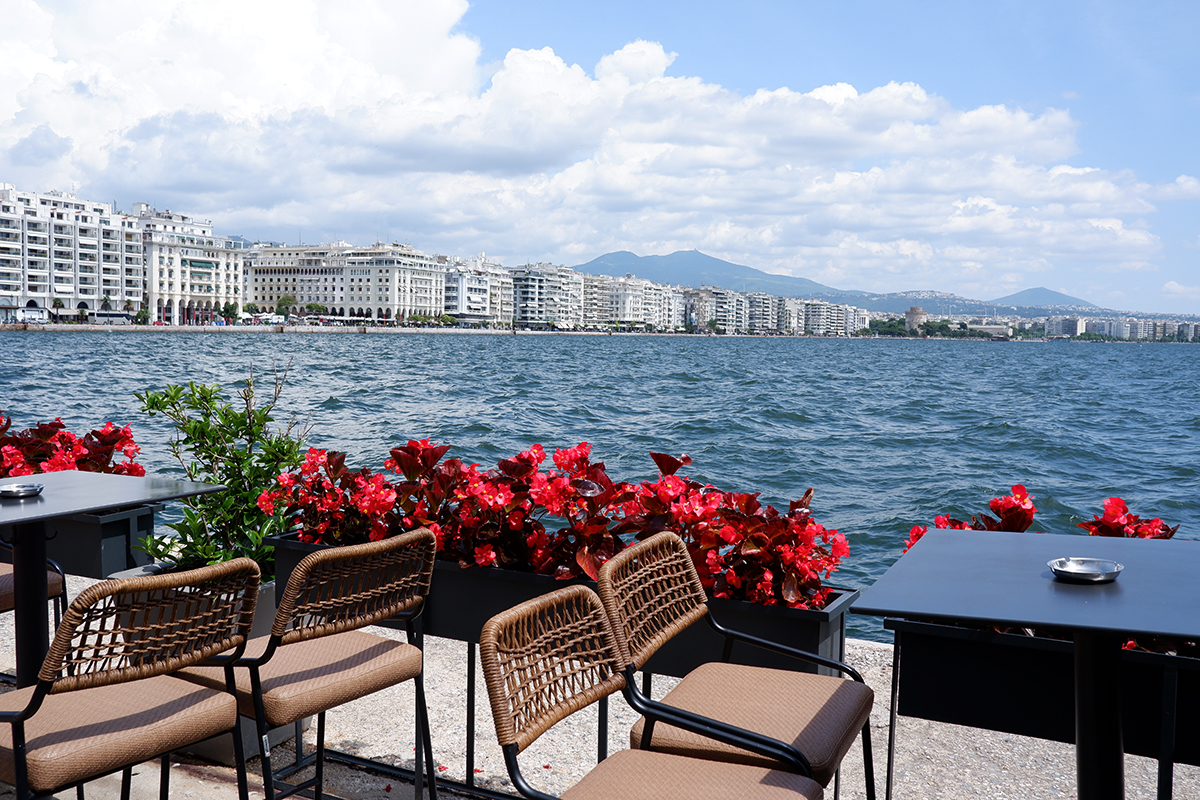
[888,619,1200,766]
[643,589,858,679]
[270,533,855,677]
[270,533,588,639]
[43,502,160,578]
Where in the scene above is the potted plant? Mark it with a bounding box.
[134,366,309,581]
[132,367,311,764]
[262,440,857,675]
[892,487,1199,771]
[0,413,151,577]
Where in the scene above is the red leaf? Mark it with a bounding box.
[649,452,689,476]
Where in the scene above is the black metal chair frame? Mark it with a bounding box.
[621,609,876,799]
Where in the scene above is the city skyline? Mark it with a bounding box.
[1,2,1197,312]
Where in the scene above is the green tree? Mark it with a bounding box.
[134,308,150,325]
[135,367,310,574]
[305,302,328,315]
[51,297,64,322]
[244,303,259,315]
[868,318,908,336]
[438,314,457,326]
[275,294,297,316]
[221,301,240,320]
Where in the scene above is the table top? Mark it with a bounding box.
[852,528,1200,640]
[0,471,225,526]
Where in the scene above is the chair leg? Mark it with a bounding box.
[314,711,326,800]
[414,673,438,800]
[862,719,877,800]
[120,765,133,800]
[159,754,171,800]
[76,785,85,800]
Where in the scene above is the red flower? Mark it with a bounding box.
[474,544,497,567]
[988,485,1037,532]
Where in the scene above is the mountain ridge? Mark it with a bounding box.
[569,250,1138,317]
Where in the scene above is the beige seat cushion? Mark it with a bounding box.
[629,661,873,786]
[0,563,64,613]
[177,629,422,726]
[561,748,823,800]
[0,676,236,792]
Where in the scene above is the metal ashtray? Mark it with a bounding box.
[1048,557,1123,583]
[0,483,45,499]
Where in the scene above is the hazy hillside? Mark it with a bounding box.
[989,287,1097,308]
[569,250,1159,317]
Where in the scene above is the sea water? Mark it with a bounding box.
[3,330,1198,639]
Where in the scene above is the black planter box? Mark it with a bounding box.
[270,533,588,639]
[269,533,855,678]
[645,588,858,679]
[889,619,1200,766]
[38,503,160,578]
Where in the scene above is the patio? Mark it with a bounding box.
[0,573,1196,799]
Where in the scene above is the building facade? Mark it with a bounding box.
[1,186,145,323]
[137,203,243,325]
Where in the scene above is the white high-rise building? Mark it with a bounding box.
[137,203,242,325]
[1,186,146,323]
[442,253,513,326]
[510,263,584,328]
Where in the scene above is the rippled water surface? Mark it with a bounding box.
[4,330,1199,639]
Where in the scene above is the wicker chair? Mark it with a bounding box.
[480,583,825,800]
[0,557,261,800]
[177,530,439,800]
[596,532,876,798]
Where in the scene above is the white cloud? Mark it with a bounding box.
[1163,281,1200,299]
[0,0,1194,307]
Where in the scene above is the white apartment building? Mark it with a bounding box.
[1,186,145,322]
[510,263,584,328]
[746,293,781,331]
[582,273,616,327]
[137,203,242,325]
[442,253,513,326]
[244,242,444,321]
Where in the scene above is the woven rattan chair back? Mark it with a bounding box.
[480,584,626,753]
[596,532,709,669]
[272,529,436,645]
[40,558,260,693]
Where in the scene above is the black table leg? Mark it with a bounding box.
[1075,630,1124,800]
[12,521,49,688]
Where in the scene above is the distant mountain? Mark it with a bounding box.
[572,250,850,298]
[569,250,1156,318]
[988,287,1097,308]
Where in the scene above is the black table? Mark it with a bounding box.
[852,528,1200,800]
[0,471,224,686]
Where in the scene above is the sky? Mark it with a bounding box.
[1,1,1198,314]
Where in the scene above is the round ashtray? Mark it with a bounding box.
[0,483,45,499]
[1048,557,1123,583]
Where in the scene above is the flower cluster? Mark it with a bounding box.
[905,484,1037,552]
[261,441,850,609]
[258,449,397,545]
[384,439,632,580]
[610,453,848,609]
[0,413,144,478]
[1077,497,1179,539]
[906,486,1179,551]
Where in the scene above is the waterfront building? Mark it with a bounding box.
[747,292,779,331]
[510,263,584,328]
[137,203,242,325]
[904,306,927,331]
[683,287,717,330]
[0,186,145,323]
[442,253,513,326]
[582,273,616,327]
[245,241,444,321]
[702,286,748,333]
